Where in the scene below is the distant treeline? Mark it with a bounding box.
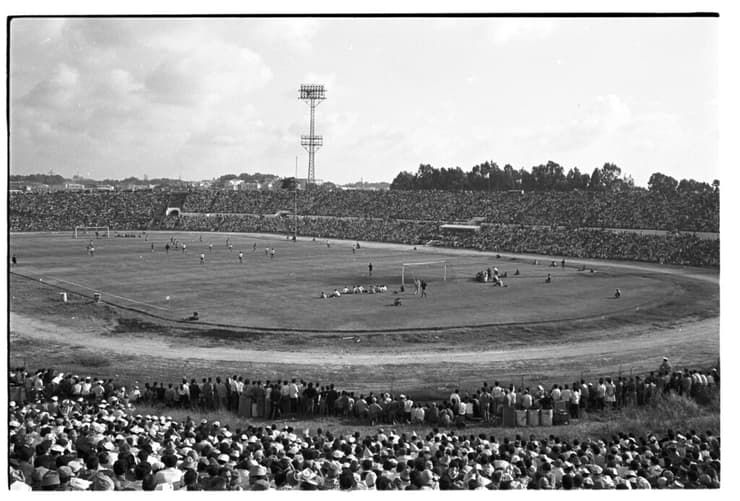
[390,161,719,195]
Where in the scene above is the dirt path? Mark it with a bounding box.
[9,312,718,367]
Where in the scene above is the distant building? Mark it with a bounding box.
[125,184,154,192]
[227,179,244,191]
[64,183,85,191]
[94,185,116,192]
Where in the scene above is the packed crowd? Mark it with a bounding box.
[180,189,718,232]
[160,214,719,267]
[8,365,720,490]
[461,226,720,267]
[9,358,718,430]
[10,188,718,234]
[8,192,168,232]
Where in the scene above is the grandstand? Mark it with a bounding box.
[8,189,719,266]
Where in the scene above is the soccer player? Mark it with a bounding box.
[545,273,551,283]
[226,238,230,248]
[165,243,170,254]
[182,243,187,253]
[199,234,203,243]
[368,262,373,277]
[11,254,17,266]
[561,258,566,268]
[209,243,214,253]
[253,242,257,252]
[615,288,621,298]
[265,247,269,256]
[270,248,276,259]
[420,280,428,297]
[200,253,205,264]
[238,251,244,263]
[151,242,155,252]
[228,243,233,252]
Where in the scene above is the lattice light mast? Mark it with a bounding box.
[299,84,326,189]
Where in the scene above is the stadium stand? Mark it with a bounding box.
[9,189,719,266]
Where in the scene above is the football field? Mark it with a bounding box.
[8,231,698,332]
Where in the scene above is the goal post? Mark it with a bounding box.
[74,226,110,239]
[401,260,447,287]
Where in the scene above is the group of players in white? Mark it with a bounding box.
[320,284,389,299]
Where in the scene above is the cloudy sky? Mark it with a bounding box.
[9,16,717,185]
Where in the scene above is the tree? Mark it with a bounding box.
[566,167,590,190]
[588,168,603,191]
[280,177,297,190]
[390,171,416,190]
[502,164,517,190]
[677,178,711,193]
[648,172,678,195]
[600,163,622,190]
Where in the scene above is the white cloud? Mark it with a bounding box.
[512,94,634,152]
[144,42,273,106]
[19,63,80,109]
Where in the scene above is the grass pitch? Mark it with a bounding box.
[8,231,698,332]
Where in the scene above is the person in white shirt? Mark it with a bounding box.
[569,385,581,418]
[550,385,561,402]
[153,454,183,487]
[411,403,425,424]
[605,377,617,409]
[449,390,462,413]
[597,378,607,410]
[520,390,533,410]
[81,377,92,397]
[289,379,300,414]
[402,396,414,422]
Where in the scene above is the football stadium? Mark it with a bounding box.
[7,15,721,493]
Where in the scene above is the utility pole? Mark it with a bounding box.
[294,156,298,242]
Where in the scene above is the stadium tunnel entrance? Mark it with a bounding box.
[165,207,181,217]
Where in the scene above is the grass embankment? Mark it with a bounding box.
[131,391,719,443]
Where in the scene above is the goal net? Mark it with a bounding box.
[401,260,448,287]
[74,226,110,239]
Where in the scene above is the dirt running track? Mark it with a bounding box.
[10,312,718,368]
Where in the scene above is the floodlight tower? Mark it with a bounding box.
[299,84,326,189]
